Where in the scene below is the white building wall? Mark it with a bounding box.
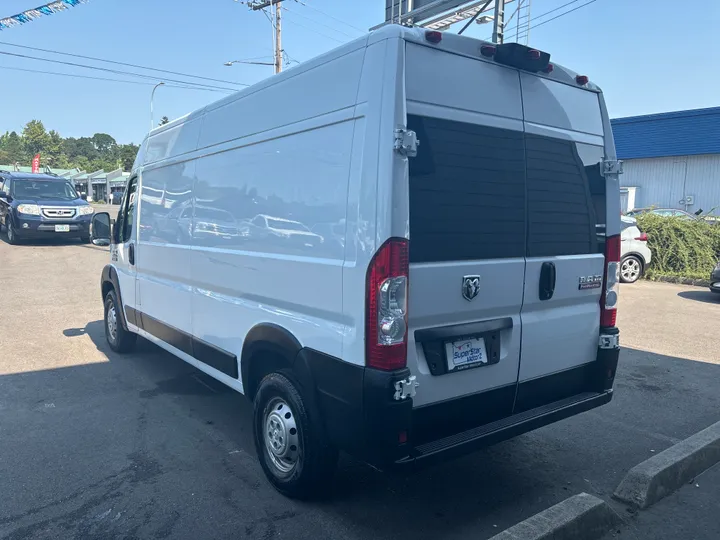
[620,153,720,215]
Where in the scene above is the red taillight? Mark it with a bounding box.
[600,235,621,327]
[528,49,541,60]
[366,238,409,371]
[542,63,554,74]
[576,75,589,85]
[480,45,497,57]
[635,232,648,242]
[425,30,442,44]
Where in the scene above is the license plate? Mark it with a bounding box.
[55,225,70,232]
[445,336,489,372]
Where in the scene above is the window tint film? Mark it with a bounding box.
[525,136,605,257]
[407,115,526,263]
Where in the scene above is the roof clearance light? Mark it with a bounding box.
[542,63,554,74]
[576,75,589,85]
[528,49,541,60]
[425,30,442,44]
[480,45,496,57]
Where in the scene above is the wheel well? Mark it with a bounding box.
[623,253,645,268]
[101,280,114,301]
[241,324,302,400]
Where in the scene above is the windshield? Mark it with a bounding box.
[12,180,78,200]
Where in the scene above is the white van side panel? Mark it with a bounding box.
[196,48,366,151]
[145,116,203,164]
[136,162,195,335]
[188,118,355,369]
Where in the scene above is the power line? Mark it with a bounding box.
[516,0,599,40]
[282,5,358,39]
[290,0,365,34]
[0,49,243,92]
[0,65,235,93]
[0,40,248,88]
[280,11,346,43]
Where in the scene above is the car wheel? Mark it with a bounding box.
[104,289,137,353]
[80,235,91,244]
[620,255,643,284]
[253,371,338,499]
[6,221,20,245]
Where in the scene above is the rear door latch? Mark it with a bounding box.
[394,128,419,157]
[602,159,624,176]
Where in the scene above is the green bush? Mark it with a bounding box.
[636,214,720,280]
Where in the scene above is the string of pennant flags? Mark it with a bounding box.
[0,0,89,31]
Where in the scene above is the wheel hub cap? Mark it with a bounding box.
[107,306,117,342]
[263,399,300,475]
[622,259,640,280]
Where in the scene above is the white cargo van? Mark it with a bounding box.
[91,26,621,498]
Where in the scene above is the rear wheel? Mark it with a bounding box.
[104,289,137,353]
[620,255,643,284]
[253,371,337,499]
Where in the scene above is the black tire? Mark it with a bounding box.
[5,220,20,245]
[103,289,137,353]
[620,255,643,284]
[253,371,338,499]
[80,235,91,244]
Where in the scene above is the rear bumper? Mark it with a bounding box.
[299,333,620,468]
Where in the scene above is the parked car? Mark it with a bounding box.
[625,207,700,220]
[620,216,652,283]
[0,171,94,245]
[711,261,720,294]
[89,27,621,498]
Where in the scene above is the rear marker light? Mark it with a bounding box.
[528,49,541,60]
[425,30,442,44]
[366,238,409,371]
[480,45,496,57]
[542,63,554,74]
[576,75,589,86]
[601,235,621,327]
[635,232,648,242]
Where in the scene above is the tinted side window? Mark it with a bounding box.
[525,136,603,257]
[117,178,137,243]
[407,115,526,263]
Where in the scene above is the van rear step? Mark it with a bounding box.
[399,391,613,466]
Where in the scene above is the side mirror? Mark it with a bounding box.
[81,193,88,201]
[91,212,112,246]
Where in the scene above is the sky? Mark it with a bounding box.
[0,0,718,144]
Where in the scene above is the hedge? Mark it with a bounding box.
[635,214,720,281]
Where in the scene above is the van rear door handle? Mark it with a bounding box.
[539,262,556,301]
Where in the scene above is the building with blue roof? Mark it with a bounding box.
[611,107,720,215]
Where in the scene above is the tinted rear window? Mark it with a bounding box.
[407,115,526,263]
[407,115,605,263]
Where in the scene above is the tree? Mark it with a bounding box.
[159,116,170,126]
[22,120,50,157]
[91,133,117,154]
[120,143,139,172]
[0,131,26,164]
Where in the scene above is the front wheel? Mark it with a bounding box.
[253,372,338,499]
[104,289,137,353]
[80,235,91,244]
[6,221,20,245]
[620,255,643,284]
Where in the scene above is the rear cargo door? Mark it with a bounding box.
[404,43,526,441]
[515,74,607,412]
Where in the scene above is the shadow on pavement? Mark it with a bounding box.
[3,330,720,540]
[677,290,720,305]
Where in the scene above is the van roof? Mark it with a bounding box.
[145,26,597,143]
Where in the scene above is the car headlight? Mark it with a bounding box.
[78,206,95,216]
[17,204,41,215]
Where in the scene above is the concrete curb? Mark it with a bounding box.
[487,493,620,540]
[614,420,720,509]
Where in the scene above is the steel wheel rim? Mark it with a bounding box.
[107,305,117,343]
[263,398,300,476]
[622,258,641,281]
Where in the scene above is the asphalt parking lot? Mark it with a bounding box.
[1,234,719,540]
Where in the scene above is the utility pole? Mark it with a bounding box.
[492,0,505,44]
[249,0,283,74]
